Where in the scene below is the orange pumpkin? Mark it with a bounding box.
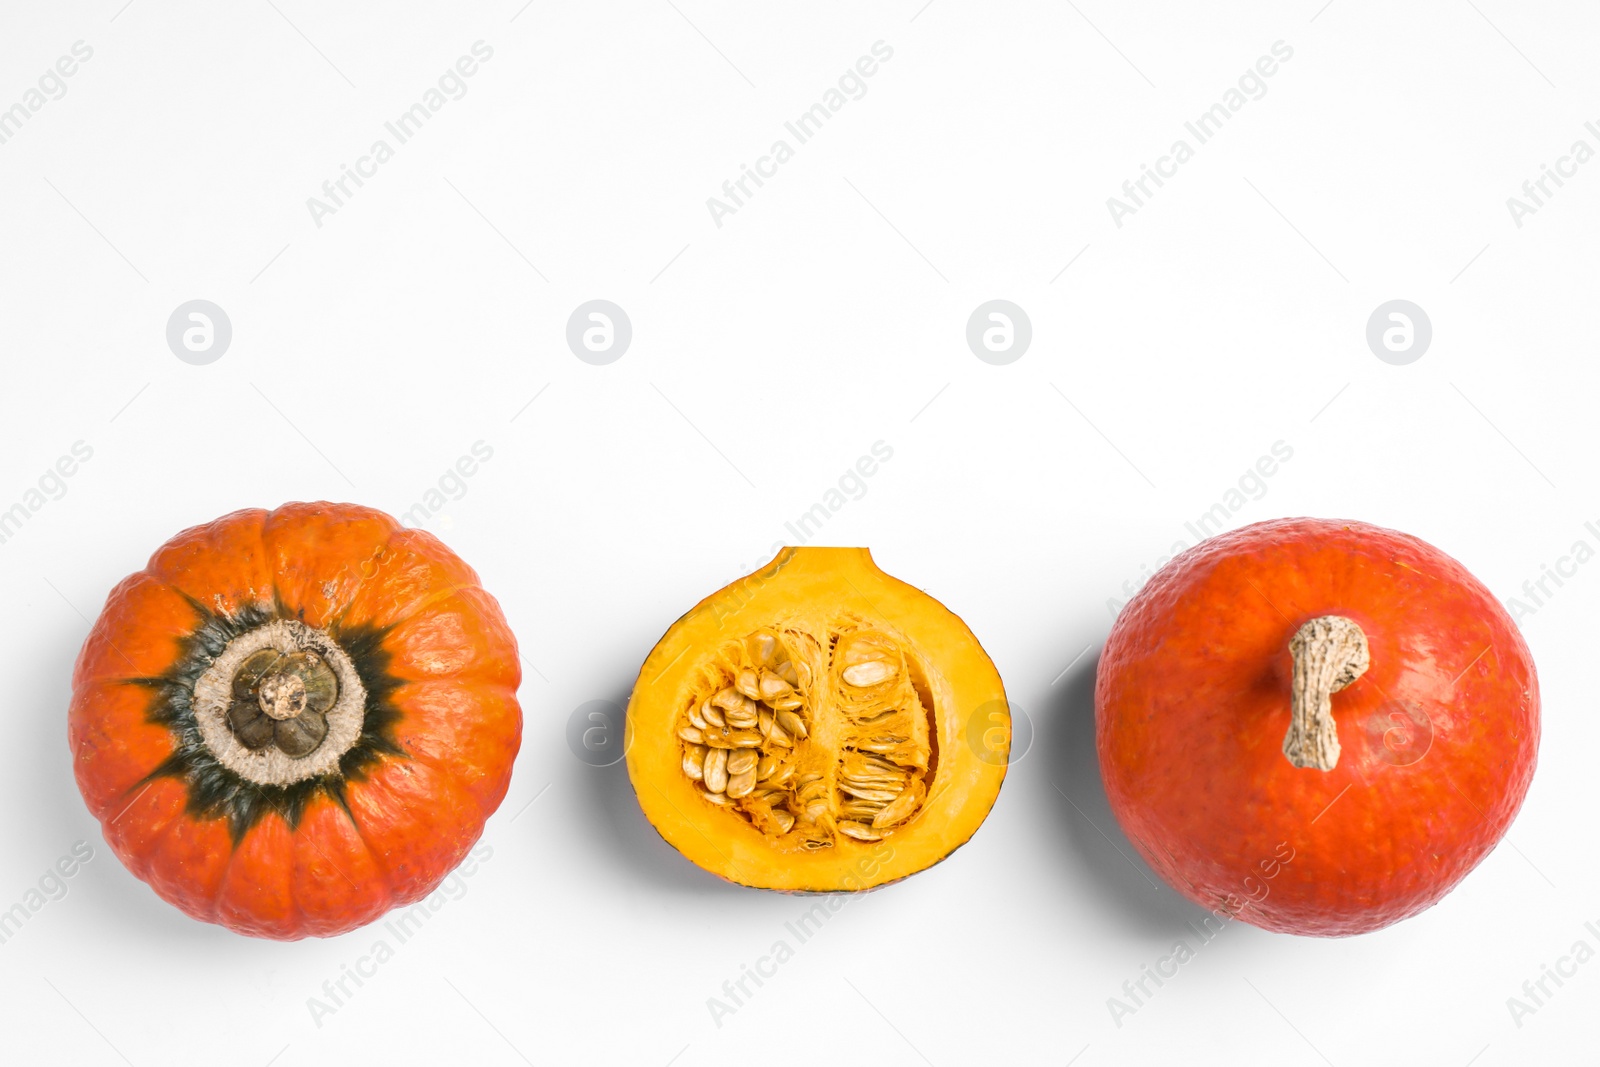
[68,502,521,939]
[1096,518,1538,935]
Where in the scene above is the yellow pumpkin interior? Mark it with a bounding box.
[626,547,1009,891]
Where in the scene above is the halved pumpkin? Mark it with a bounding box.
[625,547,1008,890]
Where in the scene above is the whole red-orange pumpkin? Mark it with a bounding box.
[1096,517,1539,936]
[68,502,522,939]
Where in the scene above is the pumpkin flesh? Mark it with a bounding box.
[627,547,1008,891]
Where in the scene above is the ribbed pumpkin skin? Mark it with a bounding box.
[68,502,521,940]
[1096,518,1539,937]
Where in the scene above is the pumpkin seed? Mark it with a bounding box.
[704,728,763,749]
[712,687,757,718]
[872,780,926,828]
[842,660,896,687]
[751,631,778,666]
[759,672,791,701]
[839,799,885,819]
[683,744,708,781]
[776,709,807,740]
[677,625,932,845]
[839,783,900,803]
[704,748,729,793]
[697,784,733,806]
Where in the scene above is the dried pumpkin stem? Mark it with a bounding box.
[259,671,309,720]
[1283,615,1369,772]
[193,620,366,785]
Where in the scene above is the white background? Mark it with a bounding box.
[1,1,1596,1064]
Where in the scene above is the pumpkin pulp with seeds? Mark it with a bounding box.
[627,547,1008,890]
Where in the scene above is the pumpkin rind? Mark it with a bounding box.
[69,502,522,940]
[1095,517,1540,936]
[625,547,1009,891]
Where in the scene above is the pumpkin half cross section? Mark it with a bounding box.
[626,547,1009,891]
